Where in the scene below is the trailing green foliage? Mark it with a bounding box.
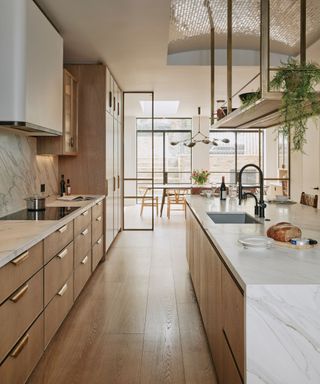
[270,58,320,151]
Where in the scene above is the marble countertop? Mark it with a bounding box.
[186,195,320,289]
[0,195,105,268]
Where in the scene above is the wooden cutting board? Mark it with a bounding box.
[274,240,318,250]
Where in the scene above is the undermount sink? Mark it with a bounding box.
[207,212,261,224]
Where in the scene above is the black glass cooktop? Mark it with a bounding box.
[0,206,79,221]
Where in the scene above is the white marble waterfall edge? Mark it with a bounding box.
[247,285,320,384]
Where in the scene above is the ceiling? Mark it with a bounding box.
[35,0,261,117]
[35,0,319,118]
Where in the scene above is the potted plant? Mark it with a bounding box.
[270,58,320,151]
[191,169,210,194]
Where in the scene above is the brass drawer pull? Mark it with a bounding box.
[97,238,102,245]
[81,255,89,265]
[58,225,68,234]
[57,248,68,259]
[81,228,89,236]
[58,283,68,297]
[10,333,29,358]
[10,284,29,303]
[97,201,102,206]
[96,216,102,222]
[81,210,89,216]
[11,251,29,266]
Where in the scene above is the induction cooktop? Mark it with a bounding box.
[0,206,79,221]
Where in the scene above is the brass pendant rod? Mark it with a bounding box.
[227,0,232,114]
[300,0,306,65]
[260,0,270,97]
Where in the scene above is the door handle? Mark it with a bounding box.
[113,176,116,192]
[106,179,108,197]
[313,187,319,190]
[109,91,112,108]
[118,175,120,189]
[113,97,116,111]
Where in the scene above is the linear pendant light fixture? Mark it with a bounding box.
[170,107,230,147]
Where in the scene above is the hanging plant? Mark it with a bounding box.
[270,58,320,151]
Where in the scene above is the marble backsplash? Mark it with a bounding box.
[0,131,58,216]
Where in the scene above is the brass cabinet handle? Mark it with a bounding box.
[11,251,29,266]
[81,228,89,236]
[58,225,68,234]
[10,333,29,358]
[58,283,68,297]
[57,248,68,259]
[97,238,102,245]
[10,284,29,303]
[96,216,102,222]
[81,210,89,217]
[97,201,102,206]
[81,255,89,265]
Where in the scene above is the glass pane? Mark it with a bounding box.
[165,132,191,184]
[237,131,260,171]
[123,92,153,230]
[137,118,192,131]
[209,131,236,183]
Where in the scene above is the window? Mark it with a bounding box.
[136,118,192,188]
[209,130,263,185]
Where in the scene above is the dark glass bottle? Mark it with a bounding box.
[220,176,227,200]
[66,179,71,196]
[60,174,66,197]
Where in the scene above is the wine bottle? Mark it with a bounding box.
[220,176,227,200]
[66,179,71,196]
[60,174,66,197]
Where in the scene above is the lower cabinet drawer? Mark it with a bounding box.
[44,241,74,306]
[0,241,43,305]
[0,269,43,363]
[44,274,74,348]
[74,209,91,237]
[92,214,103,244]
[74,252,92,300]
[0,313,44,384]
[92,236,104,272]
[92,200,103,221]
[44,221,73,264]
[74,226,91,266]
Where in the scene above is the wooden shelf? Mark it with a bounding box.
[212,92,320,130]
[212,95,283,130]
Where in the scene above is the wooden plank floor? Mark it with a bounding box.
[28,213,217,384]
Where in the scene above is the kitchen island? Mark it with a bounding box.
[186,195,320,384]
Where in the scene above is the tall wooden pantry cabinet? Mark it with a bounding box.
[59,64,122,253]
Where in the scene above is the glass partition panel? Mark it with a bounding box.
[123,92,154,230]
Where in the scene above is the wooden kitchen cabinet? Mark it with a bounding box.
[0,269,43,363]
[222,264,245,379]
[0,241,43,305]
[186,204,245,384]
[37,69,78,155]
[44,274,74,347]
[0,314,44,384]
[44,241,74,306]
[74,252,92,300]
[44,221,74,264]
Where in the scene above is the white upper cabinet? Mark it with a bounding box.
[0,0,63,135]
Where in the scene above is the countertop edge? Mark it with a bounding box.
[0,195,105,268]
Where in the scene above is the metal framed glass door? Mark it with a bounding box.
[123,92,154,230]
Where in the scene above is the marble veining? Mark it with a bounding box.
[0,131,58,217]
[246,285,320,383]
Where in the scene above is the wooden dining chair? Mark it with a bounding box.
[300,192,318,208]
[167,189,187,219]
[140,187,159,216]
